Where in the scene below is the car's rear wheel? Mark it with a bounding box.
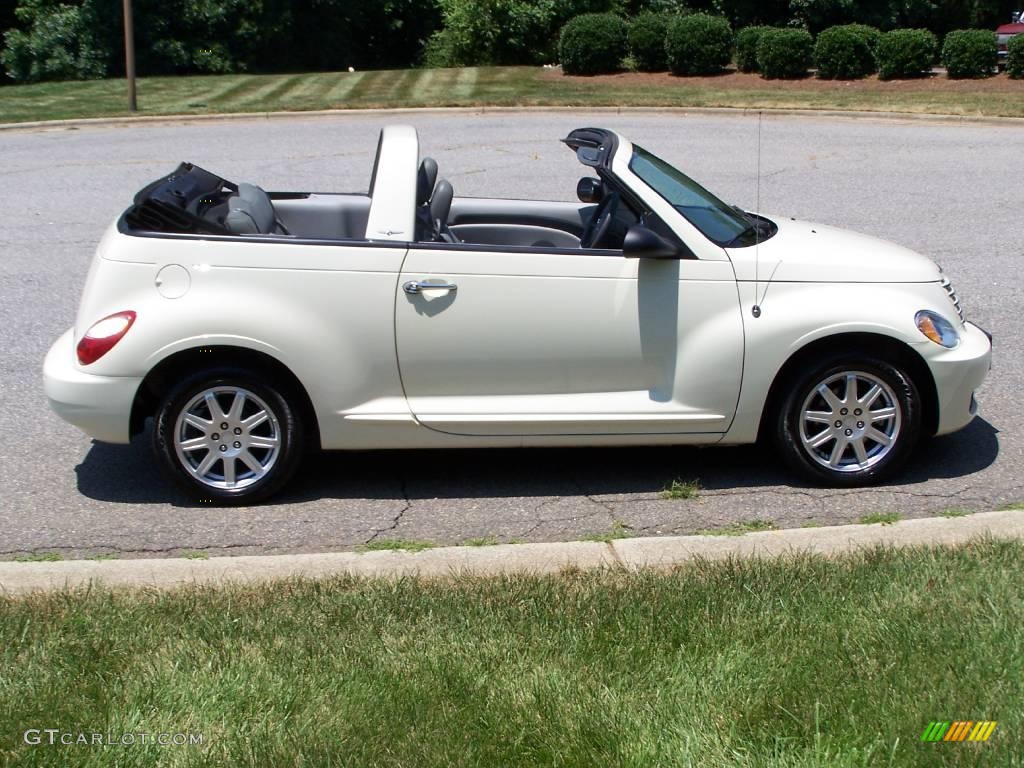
[777,355,921,486]
[153,368,304,504]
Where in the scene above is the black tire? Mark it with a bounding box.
[776,354,922,486]
[153,367,304,505]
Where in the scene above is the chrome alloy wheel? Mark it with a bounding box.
[173,386,281,489]
[798,371,902,473]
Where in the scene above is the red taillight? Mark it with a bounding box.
[76,311,136,365]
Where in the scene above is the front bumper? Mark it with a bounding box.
[926,321,992,436]
[43,328,142,444]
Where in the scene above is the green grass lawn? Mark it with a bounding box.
[1,66,1023,124]
[1,538,1021,766]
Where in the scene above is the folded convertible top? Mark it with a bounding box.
[124,162,237,234]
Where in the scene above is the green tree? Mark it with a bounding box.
[2,0,108,82]
[426,0,619,66]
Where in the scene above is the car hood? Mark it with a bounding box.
[730,217,942,283]
[996,22,1024,34]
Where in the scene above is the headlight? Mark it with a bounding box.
[916,310,959,348]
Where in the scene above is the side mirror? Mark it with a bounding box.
[622,225,682,259]
[577,177,604,204]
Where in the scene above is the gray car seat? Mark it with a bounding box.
[415,158,438,241]
[430,179,458,243]
[224,183,287,235]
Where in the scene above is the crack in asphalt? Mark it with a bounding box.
[0,540,280,557]
[6,481,1019,558]
[613,485,1024,537]
[363,476,412,544]
[594,483,1015,506]
[568,474,620,516]
[519,505,614,540]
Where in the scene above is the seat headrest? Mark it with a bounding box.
[224,183,276,235]
[417,157,438,206]
[430,179,453,226]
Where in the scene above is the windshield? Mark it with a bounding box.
[629,145,751,246]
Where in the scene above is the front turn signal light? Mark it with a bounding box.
[915,310,959,349]
[76,311,136,365]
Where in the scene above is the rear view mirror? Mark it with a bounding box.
[622,225,682,259]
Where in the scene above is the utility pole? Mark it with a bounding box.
[123,0,137,112]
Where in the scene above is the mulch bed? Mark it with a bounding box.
[544,68,1024,93]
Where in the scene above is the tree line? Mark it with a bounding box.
[2,0,1017,83]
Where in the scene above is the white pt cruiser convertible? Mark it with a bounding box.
[44,126,992,504]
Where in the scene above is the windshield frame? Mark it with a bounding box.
[627,144,753,247]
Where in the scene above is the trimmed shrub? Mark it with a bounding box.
[756,27,813,79]
[814,24,880,79]
[941,29,997,78]
[736,25,772,73]
[875,28,937,79]
[560,13,628,75]
[1007,33,1024,78]
[845,22,882,49]
[629,12,673,71]
[665,13,733,76]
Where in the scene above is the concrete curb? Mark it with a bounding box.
[612,509,1023,568]
[2,105,1022,133]
[0,510,1020,594]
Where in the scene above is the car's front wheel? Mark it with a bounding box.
[777,355,922,486]
[153,368,304,504]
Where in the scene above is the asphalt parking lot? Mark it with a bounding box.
[0,110,1021,559]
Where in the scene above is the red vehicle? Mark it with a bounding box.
[996,11,1023,67]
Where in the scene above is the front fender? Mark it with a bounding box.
[725,280,943,443]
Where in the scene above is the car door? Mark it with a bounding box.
[395,242,744,437]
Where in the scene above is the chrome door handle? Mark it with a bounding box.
[403,280,458,295]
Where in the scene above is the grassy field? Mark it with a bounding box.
[1,66,1023,124]
[1,539,1021,767]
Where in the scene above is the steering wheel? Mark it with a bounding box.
[579,192,619,249]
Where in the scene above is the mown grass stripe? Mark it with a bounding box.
[381,70,415,102]
[205,74,273,105]
[4,67,1024,123]
[323,71,366,105]
[346,70,390,103]
[408,70,438,104]
[452,67,479,99]
[244,74,306,108]
[222,74,290,108]
[284,72,336,104]
[136,75,242,115]
[420,68,464,104]
[153,74,241,112]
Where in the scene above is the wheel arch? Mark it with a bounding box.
[756,332,939,444]
[130,345,321,449]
